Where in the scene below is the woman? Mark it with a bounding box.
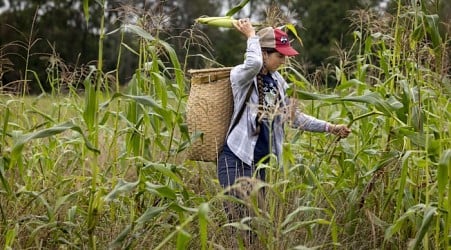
[217,18,351,189]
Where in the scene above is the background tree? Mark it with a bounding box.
[0,0,111,93]
[1,0,449,93]
[0,0,225,92]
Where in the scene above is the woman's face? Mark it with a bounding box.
[263,51,286,72]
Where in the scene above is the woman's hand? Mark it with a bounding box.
[233,18,255,38]
[328,124,351,138]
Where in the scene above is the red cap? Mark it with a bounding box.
[258,27,299,56]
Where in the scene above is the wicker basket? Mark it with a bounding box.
[186,67,234,162]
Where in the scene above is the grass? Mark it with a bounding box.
[0,0,450,249]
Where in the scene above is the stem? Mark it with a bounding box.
[324,111,384,163]
[87,1,106,248]
[115,30,125,92]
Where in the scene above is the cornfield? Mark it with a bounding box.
[0,1,449,249]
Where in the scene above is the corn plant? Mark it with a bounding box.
[0,0,449,249]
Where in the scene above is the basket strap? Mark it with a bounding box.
[229,82,254,133]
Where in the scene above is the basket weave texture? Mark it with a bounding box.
[186,67,234,162]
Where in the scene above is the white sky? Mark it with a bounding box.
[0,0,10,14]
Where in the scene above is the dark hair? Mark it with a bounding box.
[261,48,277,54]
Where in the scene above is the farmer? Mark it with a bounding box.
[217,18,351,189]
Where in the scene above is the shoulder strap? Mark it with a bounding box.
[229,83,254,132]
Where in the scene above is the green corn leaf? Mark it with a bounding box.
[143,163,183,185]
[225,0,250,16]
[223,221,252,231]
[304,166,336,210]
[291,245,323,250]
[122,24,155,41]
[54,191,82,213]
[198,202,209,250]
[411,106,424,132]
[158,40,184,91]
[438,150,451,207]
[109,225,132,248]
[411,25,424,43]
[387,95,404,110]
[104,93,165,115]
[67,206,77,222]
[11,121,99,164]
[30,222,59,242]
[385,204,425,240]
[336,78,366,90]
[4,224,18,249]
[364,34,373,54]
[30,106,56,123]
[99,110,111,126]
[150,72,168,107]
[169,203,199,214]
[145,182,177,200]
[282,219,330,235]
[281,206,325,228]
[19,190,53,220]
[341,92,395,117]
[104,179,139,202]
[364,151,400,177]
[412,206,437,250]
[395,127,426,148]
[394,151,415,219]
[285,23,303,46]
[294,90,397,117]
[425,14,442,49]
[294,90,339,101]
[176,228,192,250]
[136,206,167,225]
[104,93,177,138]
[83,0,89,24]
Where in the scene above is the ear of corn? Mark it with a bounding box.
[195,16,237,28]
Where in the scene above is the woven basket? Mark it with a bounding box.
[186,67,234,162]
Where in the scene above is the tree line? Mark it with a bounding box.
[0,0,449,94]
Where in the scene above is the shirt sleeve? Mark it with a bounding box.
[230,36,263,88]
[281,81,328,133]
[291,108,328,132]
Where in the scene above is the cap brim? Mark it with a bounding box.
[276,47,299,56]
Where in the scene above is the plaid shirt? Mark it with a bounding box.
[226,36,329,166]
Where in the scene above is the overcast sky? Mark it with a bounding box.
[0,0,9,14]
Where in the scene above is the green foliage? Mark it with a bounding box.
[0,0,449,249]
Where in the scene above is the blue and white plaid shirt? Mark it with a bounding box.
[226,35,329,166]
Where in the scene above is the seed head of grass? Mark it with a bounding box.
[113,3,171,36]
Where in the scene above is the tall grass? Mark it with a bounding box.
[0,0,449,249]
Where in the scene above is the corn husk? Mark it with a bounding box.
[195,16,237,28]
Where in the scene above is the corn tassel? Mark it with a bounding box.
[195,16,237,28]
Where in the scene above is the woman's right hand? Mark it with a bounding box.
[233,18,255,38]
[328,124,351,138]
